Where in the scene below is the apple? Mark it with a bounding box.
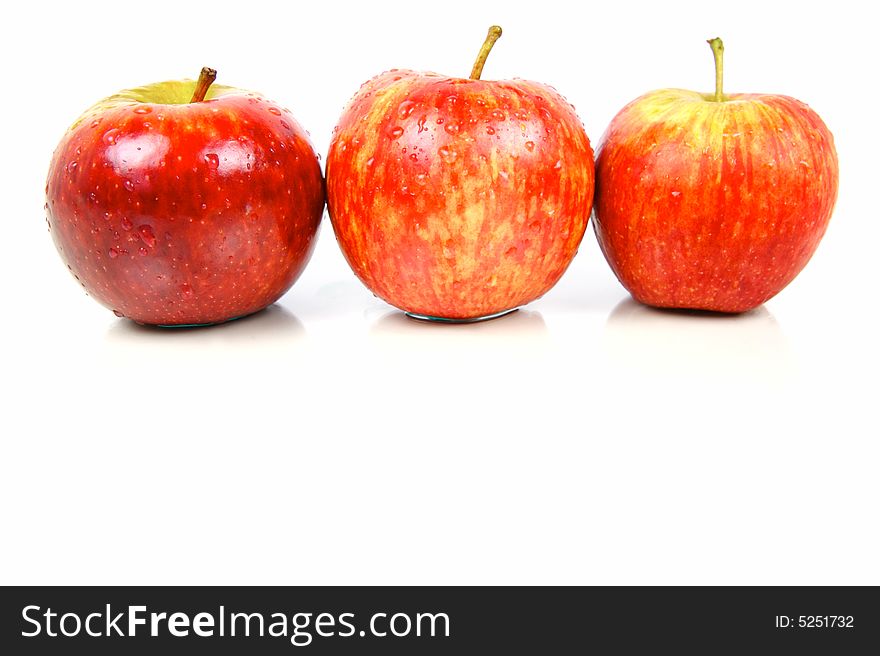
[46,67,324,326]
[326,26,594,321]
[593,38,839,313]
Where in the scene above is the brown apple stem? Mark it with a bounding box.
[190,67,217,103]
[707,37,725,102]
[470,26,503,80]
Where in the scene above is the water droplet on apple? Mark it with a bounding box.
[397,100,416,119]
[108,247,119,259]
[524,141,535,151]
[366,157,375,167]
[671,190,682,198]
[415,173,428,185]
[121,217,133,230]
[123,179,135,192]
[498,170,509,181]
[137,225,156,248]
[409,153,418,161]
[181,283,194,298]
[267,106,282,116]
[204,153,219,169]
[138,247,148,256]
[486,126,495,135]
[417,115,427,133]
[554,160,563,169]
[133,106,152,114]
[113,309,124,317]
[388,126,404,139]
[491,109,506,121]
[90,119,102,128]
[201,203,208,211]
[444,121,460,135]
[67,161,78,173]
[438,146,458,163]
[103,129,120,145]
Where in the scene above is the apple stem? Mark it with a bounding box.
[470,26,503,80]
[190,67,217,103]
[707,37,725,102]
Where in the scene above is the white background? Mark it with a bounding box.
[1,0,877,585]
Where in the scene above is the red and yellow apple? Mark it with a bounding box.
[593,38,838,313]
[46,68,324,326]
[326,27,594,321]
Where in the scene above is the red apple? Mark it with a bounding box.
[593,38,838,313]
[46,67,324,326]
[326,26,594,321]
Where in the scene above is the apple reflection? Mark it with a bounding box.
[369,308,549,376]
[105,303,305,351]
[603,299,795,385]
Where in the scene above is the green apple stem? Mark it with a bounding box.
[470,26,503,80]
[707,37,725,102]
[190,67,217,103]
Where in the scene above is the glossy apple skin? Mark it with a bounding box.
[326,70,594,320]
[46,85,324,325]
[594,89,838,313]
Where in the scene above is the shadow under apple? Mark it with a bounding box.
[370,308,548,339]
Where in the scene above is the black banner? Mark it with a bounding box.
[1,586,877,654]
